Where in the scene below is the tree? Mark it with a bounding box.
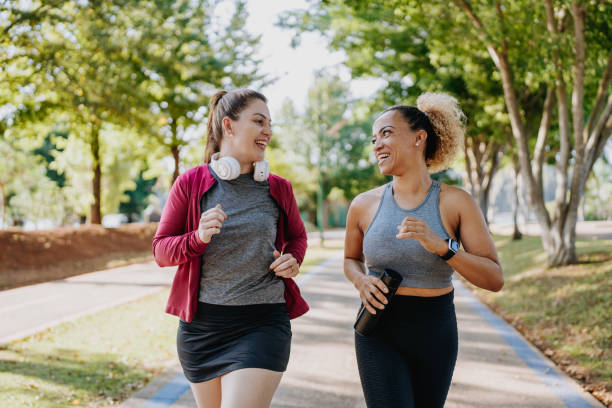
[3,0,153,223]
[2,0,265,225]
[128,0,265,185]
[283,0,611,265]
[449,0,611,265]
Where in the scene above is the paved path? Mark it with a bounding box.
[121,254,603,408]
[0,262,175,344]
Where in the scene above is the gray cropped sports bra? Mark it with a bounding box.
[362,181,454,288]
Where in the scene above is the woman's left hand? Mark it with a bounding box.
[396,216,447,256]
[270,250,299,278]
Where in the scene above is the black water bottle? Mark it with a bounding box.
[354,269,403,336]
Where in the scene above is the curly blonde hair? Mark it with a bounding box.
[384,92,465,173]
[417,92,465,173]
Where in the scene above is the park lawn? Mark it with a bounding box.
[0,240,344,407]
[0,289,178,407]
[467,234,611,403]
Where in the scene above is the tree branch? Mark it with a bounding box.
[463,136,476,196]
[452,0,502,63]
[495,0,509,57]
[533,87,554,195]
[563,1,588,243]
[3,4,48,35]
[571,2,586,148]
[583,95,612,188]
[585,50,612,138]
[454,1,551,230]
[483,142,503,194]
[544,0,558,34]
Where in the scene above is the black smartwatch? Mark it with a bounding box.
[441,238,459,260]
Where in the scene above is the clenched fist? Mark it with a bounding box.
[269,250,299,278]
[198,204,227,244]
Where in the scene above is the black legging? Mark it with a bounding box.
[355,291,458,408]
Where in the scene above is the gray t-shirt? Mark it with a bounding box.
[198,169,285,305]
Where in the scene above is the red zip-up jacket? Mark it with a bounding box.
[153,164,309,323]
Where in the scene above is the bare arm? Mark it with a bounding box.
[447,191,504,291]
[344,193,389,314]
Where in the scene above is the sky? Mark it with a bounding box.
[242,0,384,116]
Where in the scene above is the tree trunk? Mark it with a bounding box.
[547,220,578,265]
[170,120,180,186]
[559,2,587,266]
[463,135,503,225]
[0,183,5,228]
[171,145,180,186]
[90,123,102,225]
[511,160,522,240]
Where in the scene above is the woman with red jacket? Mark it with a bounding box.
[153,88,308,408]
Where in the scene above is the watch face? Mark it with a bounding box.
[450,240,459,252]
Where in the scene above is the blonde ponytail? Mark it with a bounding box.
[204,90,228,163]
[416,92,465,173]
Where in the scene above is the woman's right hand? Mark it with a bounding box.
[355,274,389,314]
[198,204,227,243]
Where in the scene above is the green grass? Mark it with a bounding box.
[471,235,612,395]
[0,240,344,407]
[0,289,178,407]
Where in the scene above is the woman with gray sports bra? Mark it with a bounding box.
[344,92,504,408]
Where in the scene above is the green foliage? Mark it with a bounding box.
[32,131,67,188]
[1,0,265,226]
[280,0,513,182]
[431,169,463,186]
[273,73,386,216]
[0,139,70,226]
[128,0,265,180]
[119,171,157,222]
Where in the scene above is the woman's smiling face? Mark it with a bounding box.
[223,98,272,165]
[371,110,425,175]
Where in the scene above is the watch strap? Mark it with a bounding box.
[441,238,458,260]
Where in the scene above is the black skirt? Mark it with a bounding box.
[177,302,292,383]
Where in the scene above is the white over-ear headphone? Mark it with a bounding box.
[210,152,270,182]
